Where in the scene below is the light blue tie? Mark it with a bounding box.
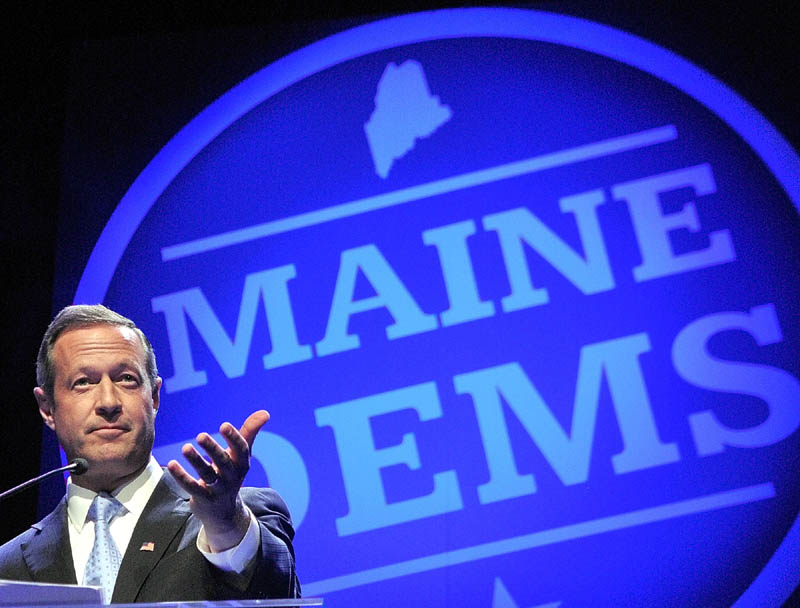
[83,493,125,603]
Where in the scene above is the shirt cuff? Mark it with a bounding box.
[196,507,261,574]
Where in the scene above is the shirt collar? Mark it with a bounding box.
[67,456,163,531]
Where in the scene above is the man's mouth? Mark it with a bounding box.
[90,425,129,436]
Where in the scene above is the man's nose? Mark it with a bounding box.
[96,377,122,417]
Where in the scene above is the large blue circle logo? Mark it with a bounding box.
[75,9,800,606]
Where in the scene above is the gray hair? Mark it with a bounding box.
[36,304,158,398]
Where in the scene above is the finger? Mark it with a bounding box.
[220,422,249,466]
[238,410,270,450]
[196,432,236,477]
[182,441,219,485]
[167,459,210,496]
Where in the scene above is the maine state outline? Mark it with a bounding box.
[364,60,452,179]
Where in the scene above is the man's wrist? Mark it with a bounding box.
[197,506,261,575]
[203,497,251,553]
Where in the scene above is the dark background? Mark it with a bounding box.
[1,1,798,603]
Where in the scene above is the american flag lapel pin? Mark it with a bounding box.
[140,541,155,552]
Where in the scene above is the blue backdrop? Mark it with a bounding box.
[64,8,799,607]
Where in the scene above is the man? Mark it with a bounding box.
[0,304,300,602]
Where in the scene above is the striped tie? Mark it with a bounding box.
[83,492,125,603]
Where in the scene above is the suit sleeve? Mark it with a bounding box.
[241,487,301,599]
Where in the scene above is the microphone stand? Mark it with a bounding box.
[0,459,88,502]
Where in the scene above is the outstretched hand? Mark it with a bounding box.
[167,409,270,552]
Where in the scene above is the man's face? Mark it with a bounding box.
[35,324,161,492]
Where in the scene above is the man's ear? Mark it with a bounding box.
[152,377,162,415]
[34,387,56,431]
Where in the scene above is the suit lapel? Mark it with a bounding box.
[111,472,192,603]
[21,498,77,584]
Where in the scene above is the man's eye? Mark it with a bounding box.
[120,374,139,384]
[73,378,89,387]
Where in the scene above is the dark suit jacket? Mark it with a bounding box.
[0,471,300,602]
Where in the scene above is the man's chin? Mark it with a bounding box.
[72,449,149,479]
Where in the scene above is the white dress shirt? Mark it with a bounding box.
[66,456,260,584]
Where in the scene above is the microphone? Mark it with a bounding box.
[0,458,89,502]
[71,458,89,475]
